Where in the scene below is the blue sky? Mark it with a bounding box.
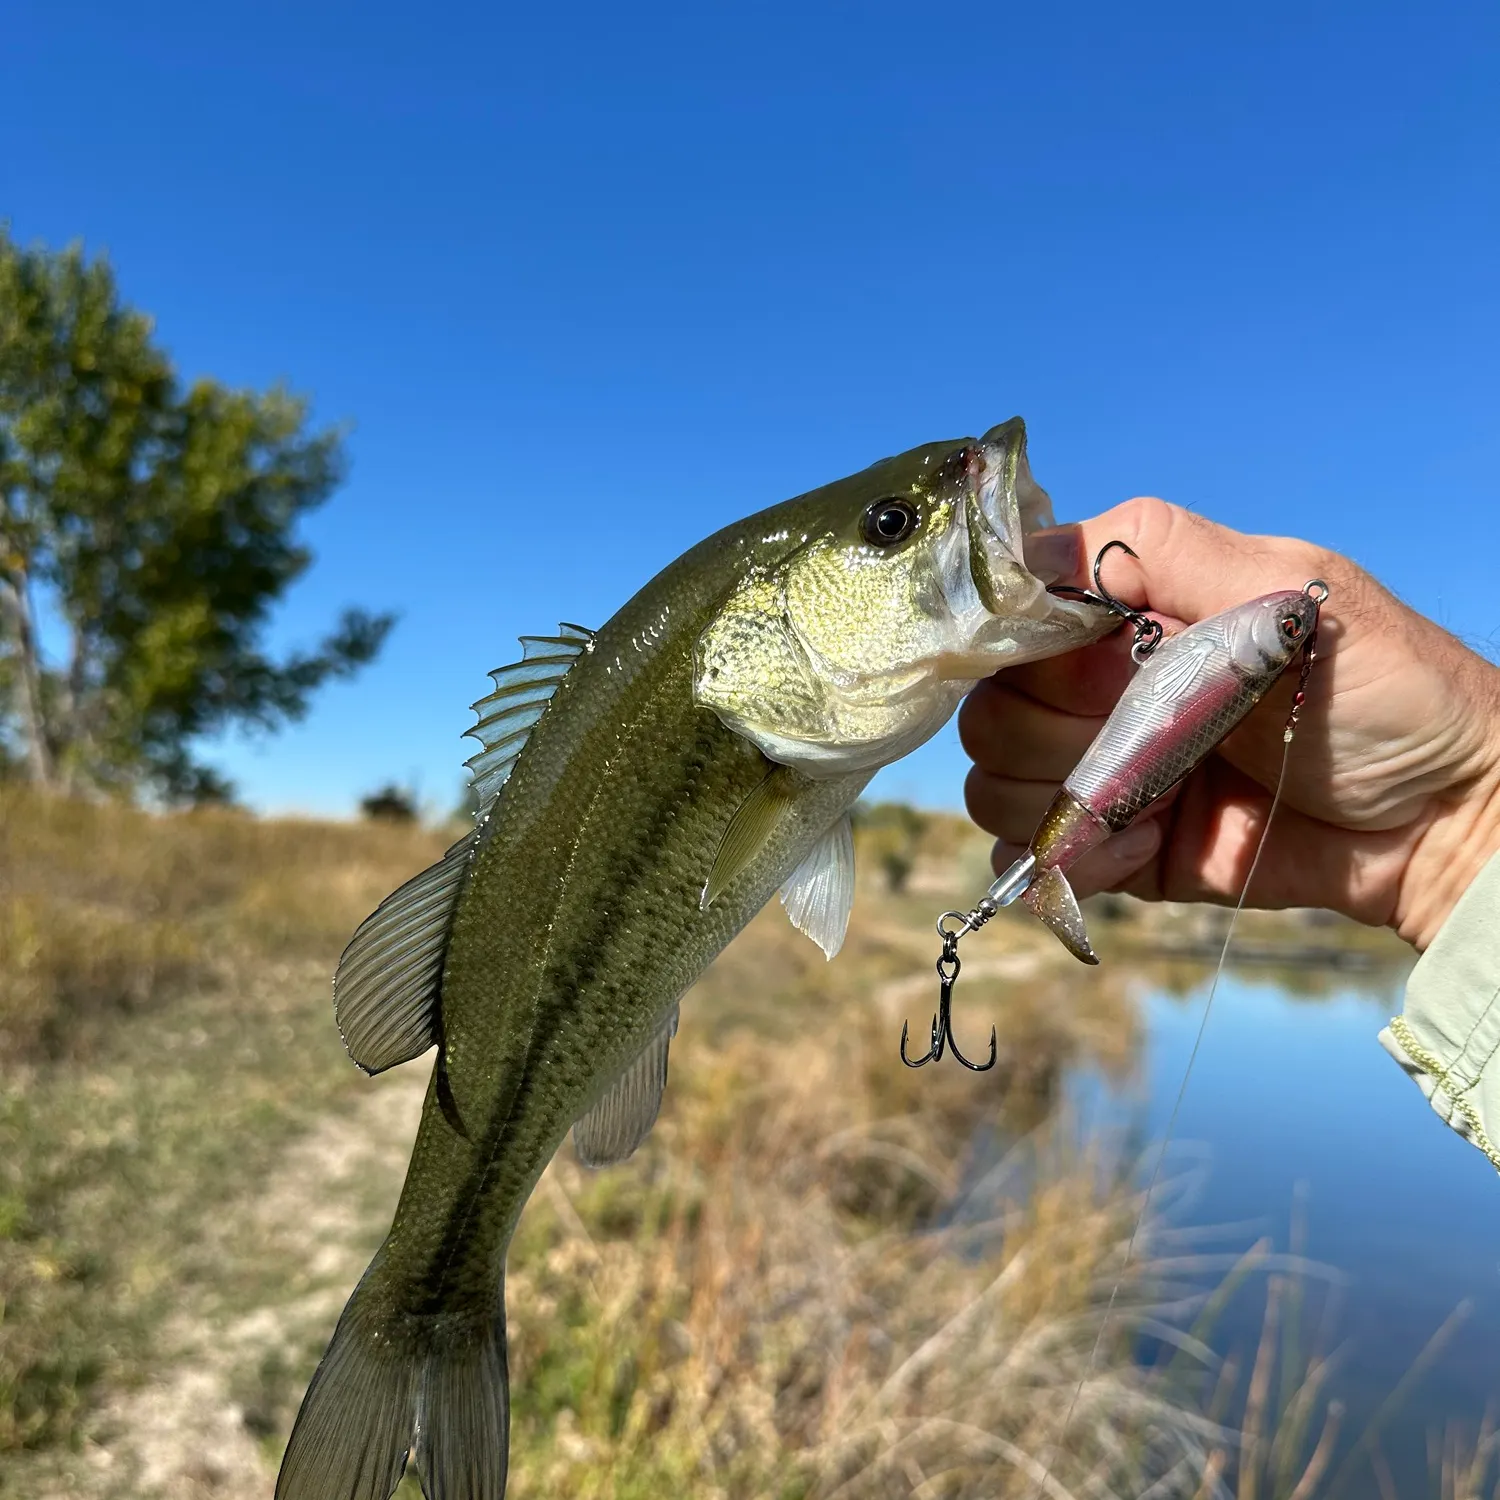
[4,0,1496,816]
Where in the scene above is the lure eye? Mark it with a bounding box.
[1280,615,1303,641]
[861,498,919,547]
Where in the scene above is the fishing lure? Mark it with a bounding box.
[902,555,1328,1069]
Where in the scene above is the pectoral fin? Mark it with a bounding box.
[779,813,855,959]
[1021,866,1098,964]
[701,765,796,909]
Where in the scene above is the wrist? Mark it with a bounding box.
[1397,765,1500,951]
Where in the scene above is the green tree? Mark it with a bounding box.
[0,229,392,801]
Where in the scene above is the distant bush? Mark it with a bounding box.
[851,800,930,892]
[359,783,420,823]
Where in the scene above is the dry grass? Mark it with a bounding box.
[0,789,445,1472]
[496,1033,1217,1500]
[0,788,1468,1499]
[0,785,446,1061]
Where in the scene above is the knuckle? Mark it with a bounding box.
[1110,495,1183,553]
[964,769,1027,841]
[955,690,987,759]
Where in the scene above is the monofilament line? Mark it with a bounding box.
[1029,733,1296,1498]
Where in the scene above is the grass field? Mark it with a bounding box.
[0,789,1453,1499]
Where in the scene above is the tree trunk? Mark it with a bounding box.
[58,617,94,795]
[0,565,56,787]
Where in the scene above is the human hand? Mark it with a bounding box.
[959,499,1500,950]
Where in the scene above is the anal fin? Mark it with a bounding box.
[573,1006,678,1167]
[1021,865,1099,964]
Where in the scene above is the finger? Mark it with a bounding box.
[964,771,1059,846]
[957,681,1107,781]
[995,629,1148,718]
[966,772,1182,866]
[1151,760,1414,924]
[988,818,1165,901]
[988,839,1027,873]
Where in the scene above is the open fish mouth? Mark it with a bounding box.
[974,416,1058,570]
[929,421,1113,680]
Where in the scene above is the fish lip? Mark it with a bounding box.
[972,417,1054,551]
[970,440,1015,554]
[955,422,1031,616]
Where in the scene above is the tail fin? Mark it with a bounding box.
[276,1263,510,1500]
[413,1290,510,1499]
[1021,866,1099,965]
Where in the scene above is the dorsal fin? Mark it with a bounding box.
[464,623,594,812]
[333,623,595,1076]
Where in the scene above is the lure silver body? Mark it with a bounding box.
[991,583,1326,961]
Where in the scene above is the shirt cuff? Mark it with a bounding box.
[1379,850,1500,1173]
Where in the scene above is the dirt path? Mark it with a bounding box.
[79,1067,428,1500]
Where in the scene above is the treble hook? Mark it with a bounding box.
[900,919,998,1071]
[1048,539,1165,664]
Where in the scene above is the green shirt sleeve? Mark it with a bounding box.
[1378,851,1500,1173]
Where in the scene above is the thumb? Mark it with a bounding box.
[1027,497,1332,627]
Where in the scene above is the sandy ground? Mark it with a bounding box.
[73,1066,428,1500]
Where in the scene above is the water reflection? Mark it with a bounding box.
[1060,956,1500,1495]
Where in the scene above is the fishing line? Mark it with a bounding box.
[1030,712,1306,1497]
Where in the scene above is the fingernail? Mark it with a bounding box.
[1105,821,1161,866]
[1025,525,1083,585]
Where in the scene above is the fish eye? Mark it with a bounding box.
[861,498,919,547]
[1280,615,1303,640]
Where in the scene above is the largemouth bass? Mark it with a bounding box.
[276,419,1114,1500]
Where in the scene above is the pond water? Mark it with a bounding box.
[1069,964,1500,1492]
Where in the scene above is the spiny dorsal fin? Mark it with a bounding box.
[333,623,596,1077]
[573,1006,679,1167]
[333,833,476,1073]
[701,765,797,910]
[464,623,595,813]
[780,813,856,959]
